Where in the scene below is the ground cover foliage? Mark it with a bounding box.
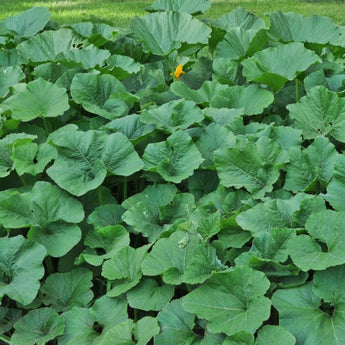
[1,1,345,344]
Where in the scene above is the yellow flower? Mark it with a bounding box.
[170,64,185,80]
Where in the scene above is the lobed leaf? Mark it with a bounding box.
[130,11,211,55]
[182,267,271,336]
[0,236,46,305]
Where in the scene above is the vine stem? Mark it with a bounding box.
[106,280,111,293]
[45,256,54,275]
[295,78,299,102]
[123,177,128,201]
[19,175,26,186]
[43,118,50,135]
[98,188,103,206]
[0,334,10,344]
[26,65,32,82]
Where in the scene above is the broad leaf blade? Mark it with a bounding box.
[242,43,320,91]
[147,0,211,14]
[287,86,345,142]
[11,308,65,345]
[130,12,211,55]
[8,78,69,121]
[288,210,345,270]
[0,236,46,305]
[41,269,93,312]
[3,7,51,37]
[268,11,342,45]
[182,267,271,336]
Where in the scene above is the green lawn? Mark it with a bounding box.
[1,0,345,26]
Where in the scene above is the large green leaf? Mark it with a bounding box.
[134,317,160,345]
[47,125,143,196]
[210,85,274,115]
[130,11,211,55]
[272,281,345,345]
[147,0,211,14]
[17,28,88,62]
[313,265,345,304]
[11,141,56,176]
[213,7,266,32]
[176,204,221,240]
[268,11,342,45]
[170,80,228,106]
[30,181,84,225]
[127,278,174,311]
[215,28,267,60]
[324,154,345,210]
[0,236,46,305]
[11,308,65,345]
[141,99,204,132]
[59,296,128,345]
[0,133,37,178]
[242,43,320,91]
[0,66,25,98]
[288,210,345,270]
[97,320,134,345]
[154,299,200,345]
[141,231,220,285]
[41,269,93,312]
[28,222,81,258]
[0,193,32,229]
[236,194,316,237]
[222,332,254,345]
[197,123,236,168]
[62,45,111,69]
[122,184,178,241]
[8,78,69,121]
[105,54,142,80]
[182,267,271,336]
[70,73,129,119]
[101,246,148,297]
[287,86,345,142]
[0,181,84,257]
[284,136,337,192]
[87,205,124,230]
[78,225,129,266]
[240,228,295,264]
[256,325,296,345]
[103,115,155,142]
[71,22,118,46]
[142,130,204,183]
[2,7,51,37]
[215,137,286,199]
[101,131,144,175]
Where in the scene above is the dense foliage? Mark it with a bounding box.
[1,1,345,344]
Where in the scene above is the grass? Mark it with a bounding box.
[1,0,345,27]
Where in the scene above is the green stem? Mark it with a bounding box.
[43,118,50,135]
[19,175,26,186]
[295,78,299,102]
[26,65,32,82]
[134,308,138,322]
[185,283,192,293]
[45,256,54,275]
[0,334,11,344]
[123,177,128,201]
[106,280,111,293]
[98,188,103,206]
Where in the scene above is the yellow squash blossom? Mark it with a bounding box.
[171,64,185,80]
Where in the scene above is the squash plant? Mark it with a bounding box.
[1,1,345,344]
